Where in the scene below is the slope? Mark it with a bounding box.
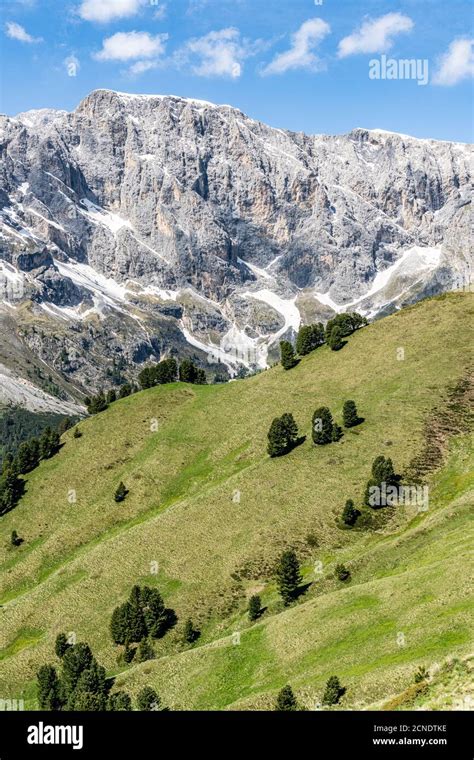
[0,292,472,709]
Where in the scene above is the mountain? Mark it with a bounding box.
[0,89,471,407]
[0,292,472,710]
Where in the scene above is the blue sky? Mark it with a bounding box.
[1,0,473,141]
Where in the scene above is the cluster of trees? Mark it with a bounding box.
[325,313,367,351]
[85,385,137,415]
[86,358,207,417]
[267,401,362,458]
[0,423,67,517]
[280,312,367,370]
[364,455,401,508]
[138,358,178,389]
[37,636,167,711]
[0,408,72,468]
[275,675,345,711]
[110,586,177,662]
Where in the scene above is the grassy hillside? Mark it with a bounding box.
[0,292,472,710]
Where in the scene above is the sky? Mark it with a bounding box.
[0,0,473,142]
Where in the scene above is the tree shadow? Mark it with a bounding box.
[293,581,312,601]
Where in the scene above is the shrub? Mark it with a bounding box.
[276,685,298,711]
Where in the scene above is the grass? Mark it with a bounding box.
[0,292,472,710]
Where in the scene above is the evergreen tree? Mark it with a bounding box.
[322,675,345,705]
[61,643,94,697]
[37,665,62,710]
[341,499,360,527]
[364,455,400,508]
[11,529,23,547]
[328,325,344,351]
[0,467,23,516]
[140,587,168,638]
[312,407,334,445]
[55,632,71,659]
[72,659,108,711]
[106,389,117,404]
[86,392,108,415]
[296,323,325,356]
[248,595,262,621]
[114,481,128,503]
[267,413,299,457]
[335,563,351,581]
[127,586,147,642]
[155,358,178,384]
[342,400,360,428]
[179,359,206,384]
[276,550,302,606]
[16,439,40,474]
[276,685,297,711]
[279,340,297,370]
[107,691,132,711]
[119,384,132,399]
[137,686,165,711]
[183,619,199,644]
[137,638,155,662]
[110,604,129,645]
[123,642,136,663]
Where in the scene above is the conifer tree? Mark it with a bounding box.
[137,686,166,711]
[276,684,297,711]
[248,595,262,621]
[267,413,299,457]
[137,638,155,662]
[37,665,62,710]
[322,675,345,705]
[328,325,344,351]
[342,400,360,428]
[55,632,71,659]
[114,481,128,503]
[341,499,360,527]
[312,407,334,445]
[107,692,132,711]
[296,323,325,356]
[276,550,302,606]
[280,340,297,370]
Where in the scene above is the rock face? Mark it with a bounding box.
[0,89,471,404]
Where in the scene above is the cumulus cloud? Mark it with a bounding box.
[337,13,413,58]
[180,27,258,79]
[432,38,474,86]
[261,18,330,75]
[94,31,168,61]
[5,21,42,43]
[78,0,146,23]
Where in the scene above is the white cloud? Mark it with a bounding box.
[432,38,474,86]
[337,13,413,58]
[261,18,330,76]
[5,21,42,43]
[153,2,167,20]
[180,27,255,79]
[128,59,160,76]
[78,0,146,23]
[94,31,168,61]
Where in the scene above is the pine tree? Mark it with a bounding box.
[322,675,344,705]
[328,325,344,351]
[11,529,22,547]
[179,359,205,384]
[341,499,360,527]
[296,323,325,356]
[248,595,262,621]
[335,563,351,581]
[183,618,199,644]
[280,340,297,370]
[342,400,360,428]
[55,632,71,659]
[276,550,302,606]
[114,481,128,503]
[276,685,297,711]
[267,413,299,457]
[106,389,117,404]
[137,686,166,711]
[107,691,132,711]
[110,604,128,645]
[137,638,155,662]
[127,586,147,642]
[119,384,132,399]
[37,664,62,710]
[140,586,168,638]
[61,643,94,698]
[312,407,334,445]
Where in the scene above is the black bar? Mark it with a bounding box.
[0,710,471,758]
